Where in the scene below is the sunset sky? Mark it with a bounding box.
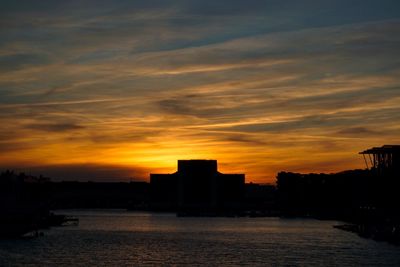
[1,1,400,183]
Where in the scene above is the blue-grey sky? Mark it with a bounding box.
[1,0,400,182]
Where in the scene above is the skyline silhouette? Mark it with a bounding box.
[2,1,400,265]
[2,144,399,244]
[2,145,399,184]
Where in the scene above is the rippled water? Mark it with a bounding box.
[1,210,399,266]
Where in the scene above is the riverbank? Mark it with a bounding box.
[334,223,400,246]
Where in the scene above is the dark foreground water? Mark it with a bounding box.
[1,210,399,266]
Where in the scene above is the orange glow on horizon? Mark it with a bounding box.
[0,128,377,183]
[1,8,399,182]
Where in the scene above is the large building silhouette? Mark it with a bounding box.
[359,145,400,178]
[150,160,245,214]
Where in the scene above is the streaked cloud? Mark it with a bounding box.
[1,1,399,182]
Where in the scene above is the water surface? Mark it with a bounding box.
[1,210,399,266]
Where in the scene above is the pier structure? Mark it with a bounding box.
[359,145,400,177]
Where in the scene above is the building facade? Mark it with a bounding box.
[150,160,245,213]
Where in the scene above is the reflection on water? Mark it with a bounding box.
[1,210,399,266]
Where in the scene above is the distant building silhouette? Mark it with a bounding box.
[275,145,400,244]
[150,160,245,214]
[50,181,149,209]
[359,145,400,218]
[360,145,400,178]
[0,171,52,237]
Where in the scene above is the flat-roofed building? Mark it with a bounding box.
[150,160,245,213]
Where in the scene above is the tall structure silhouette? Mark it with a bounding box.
[359,145,400,211]
[150,160,245,214]
[360,145,400,177]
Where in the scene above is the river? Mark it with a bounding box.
[1,210,399,266]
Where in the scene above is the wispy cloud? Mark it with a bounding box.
[26,122,85,132]
[1,1,400,182]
